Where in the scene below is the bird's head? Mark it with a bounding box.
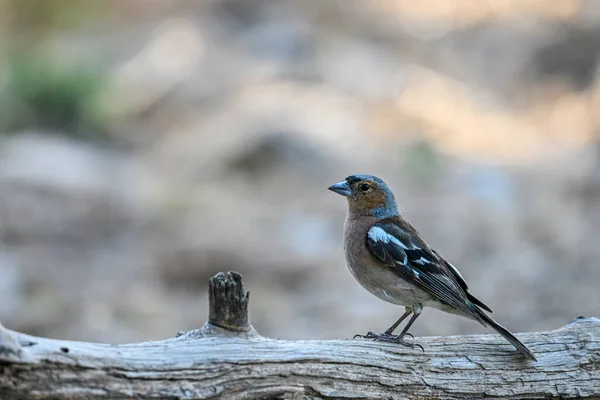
[328,174,398,219]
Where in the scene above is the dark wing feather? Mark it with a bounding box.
[366,221,481,318]
[432,249,493,313]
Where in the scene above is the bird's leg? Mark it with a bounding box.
[353,308,412,340]
[354,305,424,350]
[393,306,423,349]
[383,308,412,335]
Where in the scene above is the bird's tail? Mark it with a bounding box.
[477,310,536,361]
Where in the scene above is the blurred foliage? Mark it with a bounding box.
[0,53,110,141]
[403,139,441,188]
[8,0,108,34]
[0,0,113,141]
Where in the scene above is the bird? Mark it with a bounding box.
[328,174,536,361]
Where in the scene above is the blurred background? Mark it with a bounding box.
[1,0,599,344]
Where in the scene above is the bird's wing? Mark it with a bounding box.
[366,222,480,317]
[432,249,493,313]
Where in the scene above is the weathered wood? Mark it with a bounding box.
[208,271,250,332]
[0,271,599,400]
[0,322,29,364]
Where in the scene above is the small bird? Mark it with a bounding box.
[328,174,536,361]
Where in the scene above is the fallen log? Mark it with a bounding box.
[1,271,598,399]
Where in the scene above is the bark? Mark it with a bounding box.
[0,271,599,400]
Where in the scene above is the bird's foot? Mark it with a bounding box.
[354,331,423,351]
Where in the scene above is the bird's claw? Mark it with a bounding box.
[353,331,422,350]
[353,331,377,339]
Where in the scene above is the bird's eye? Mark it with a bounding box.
[360,183,371,192]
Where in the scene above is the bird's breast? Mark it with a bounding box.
[342,214,431,306]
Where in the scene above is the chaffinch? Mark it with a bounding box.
[329,174,536,361]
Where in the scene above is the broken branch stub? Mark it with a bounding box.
[208,271,250,332]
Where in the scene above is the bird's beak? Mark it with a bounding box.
[328,180,352,197]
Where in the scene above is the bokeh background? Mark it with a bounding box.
[1,0,599,344]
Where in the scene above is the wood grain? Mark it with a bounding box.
[1,271,598,399]
[1,317,599,399]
